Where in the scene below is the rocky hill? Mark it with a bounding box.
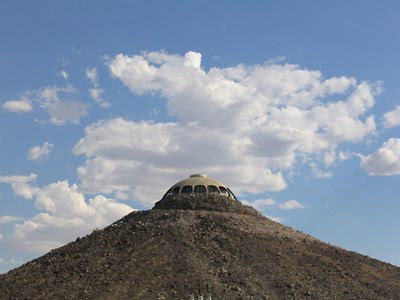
[1,194,400,299]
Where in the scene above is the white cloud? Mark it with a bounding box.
[360,138,400,176]
[277,200,304,210]
[0,174,37,199]
[109,50,377,143]
[338,151,353,161]
[242,198,275,210]
[0,257,22,265]
[86,68,98,85]
[383,106,400,128]
[244,198,303,211]
[73,118,287,206]
[266,215,284,223]
[0,215,24,224]
[68,50,382,206]
[86,68,110,107]
[27,142,54,161]
[60,70,69,80]
[5,85,87,125]
[89,88,110,108]
[242,198,285,222]
[309,162,333,178]
[35,85,88,125]
[2,99,33,113]
[0,175,134,253]
[47,100,88,125]
[323,150,336,166]
[10,259,23,265]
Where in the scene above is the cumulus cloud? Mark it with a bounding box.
[0,174,134,253]
[383,106,400,129]
[109,50,377,142]
[27,142,54,161]
[66,50,381,206]
[73,118,287,206]
[0,174,37,199]
[360,138,400,176]
[2,99,33,113]
[86,68,110,107]
[277,200,304,210]
[71,50,379,206]
[0,215,24,224]
[109,51,376,138]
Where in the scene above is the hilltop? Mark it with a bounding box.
[1,194,400,299]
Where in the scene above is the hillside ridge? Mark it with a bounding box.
[1,194,400,299]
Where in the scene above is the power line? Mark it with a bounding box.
[292,139,399,227]
[300,159,398,231]
[319,183,400,236]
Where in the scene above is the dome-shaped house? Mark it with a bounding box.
[161,174,238,201]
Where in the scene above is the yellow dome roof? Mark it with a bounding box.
[162,174,237,200]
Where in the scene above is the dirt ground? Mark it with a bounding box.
[1,194,400,299]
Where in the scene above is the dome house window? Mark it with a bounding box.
[181,185,193,194]
[207,185,220,194]
[194,185,207,193]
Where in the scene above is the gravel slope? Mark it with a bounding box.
[1,194,400,299]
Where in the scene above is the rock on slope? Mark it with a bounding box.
[1,194,400,299]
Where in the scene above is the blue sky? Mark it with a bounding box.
[1,1,399,273]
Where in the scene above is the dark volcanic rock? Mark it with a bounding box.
[1,194,400,299]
